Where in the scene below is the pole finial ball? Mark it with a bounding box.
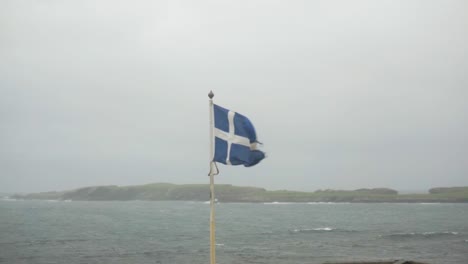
[208,90,214,99]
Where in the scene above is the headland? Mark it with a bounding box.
[10,183,468,203]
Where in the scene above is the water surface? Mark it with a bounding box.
[1,200,467,263]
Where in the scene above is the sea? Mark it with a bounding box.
[0,199,467,264]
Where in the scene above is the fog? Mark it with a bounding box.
[1,0,467,193]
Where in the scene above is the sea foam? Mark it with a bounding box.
[383,231,459,239]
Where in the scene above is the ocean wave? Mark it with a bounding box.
[0,238,95,246]
[263,202,295,205]
[289,227,356,234]
[263,202,352,205]
[306,202,350,204]
[1,197,17,202]
[383,231,459,239]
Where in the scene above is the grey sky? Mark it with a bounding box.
[1,0,467,193]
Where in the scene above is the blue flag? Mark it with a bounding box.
[212,104,265,167]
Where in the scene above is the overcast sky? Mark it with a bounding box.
[1,0,467,193]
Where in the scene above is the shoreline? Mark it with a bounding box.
[4,197,468,204]
[8,183,468,203]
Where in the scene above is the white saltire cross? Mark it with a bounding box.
[214,110,258,165]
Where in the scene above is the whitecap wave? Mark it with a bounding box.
[1,197,17,202]
[384,231,459,239]
[313,227,334,231]
[289,227,358,234]
[307,202,350,204]
[290,227,335,233]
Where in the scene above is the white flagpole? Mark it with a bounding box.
[208,91,216,264]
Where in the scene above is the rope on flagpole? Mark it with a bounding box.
[208,90,217,264]
[208,161,219,176]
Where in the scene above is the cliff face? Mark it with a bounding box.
[11,184,468,203]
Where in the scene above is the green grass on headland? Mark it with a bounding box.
[11,184,468,203]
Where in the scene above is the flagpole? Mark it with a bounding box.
[208,90,216,264]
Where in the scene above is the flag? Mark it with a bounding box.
[212,104,265,167]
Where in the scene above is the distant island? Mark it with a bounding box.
[9,183,468,203]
